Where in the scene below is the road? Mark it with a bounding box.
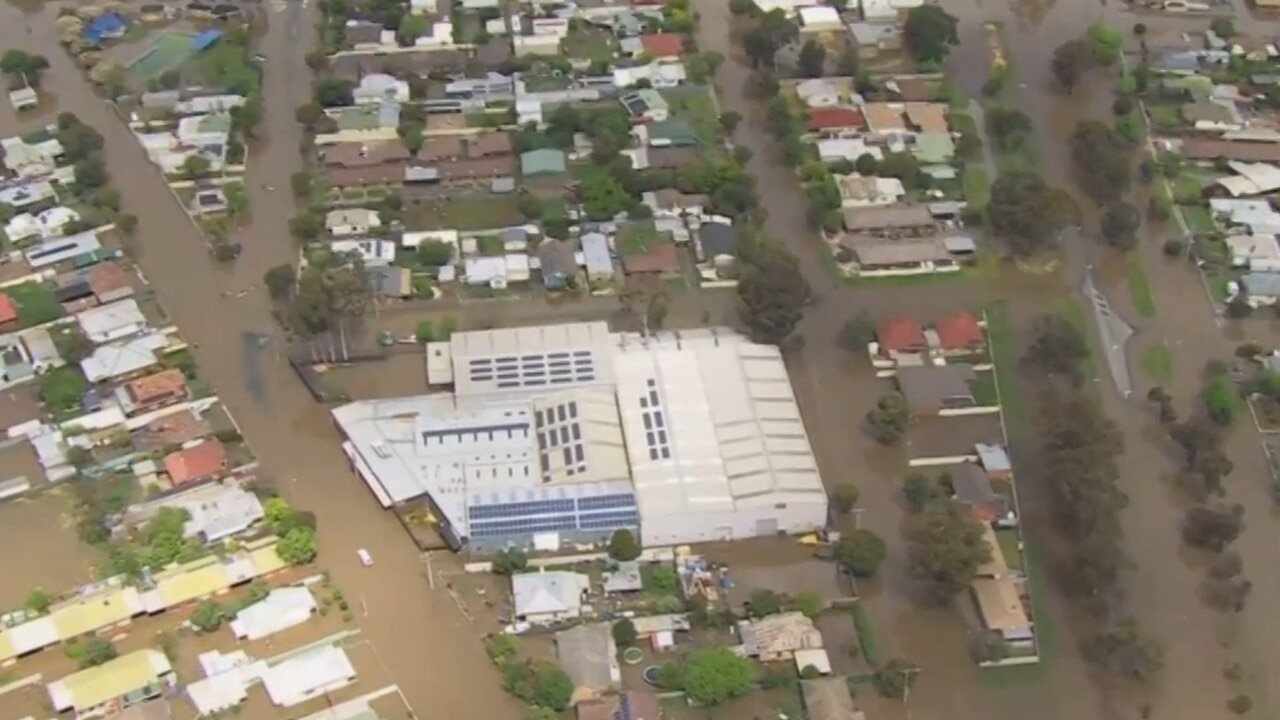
[0,3,524,718]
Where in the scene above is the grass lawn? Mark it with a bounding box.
[403,196,526,232]
[562,28,616,64]
[1170,170,1217,204]
[617,221,661,256]
[995,529,1024,571]
[971,371,999,406]
[8,282,63,327]
[1180,204,1217,234]
[1140,342,1173,385]
[994,139,1041,174]
[184,39,258,94]
[1147,105,1184,129]
[962,163,991,210]
[1125,253,1156,318]
[984,303,1025,427]
[659,87,720,148]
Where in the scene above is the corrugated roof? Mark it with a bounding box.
[50,649,171,712]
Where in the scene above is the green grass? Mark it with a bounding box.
[971,371,999,406]
[1147,104,1184,129]
[1140,342,1173,385]
[184,37,259,95]
[617,222,661,256]
[985,302,1025,428]
[127,31,197,82]
[1125,253,1156,318]
[962,164,991,210]
[659,86,720,149]
[561,28,616,64]
[7,282,63,327]
[850,602,881,667]
[403,196,526,232]
[995,529,1024,571]
[1180,204,1217,234]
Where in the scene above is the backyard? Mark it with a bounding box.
[659,86,721,149]
[402,196,527,232]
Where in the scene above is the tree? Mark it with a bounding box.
[313,77,354,107]
[832,484,860,514]
[295,102,324,128]
[736,243,811,345]
[531,665,573,710]
[742,10,796,68]
[1084,618,1164,681]
[837,46,860,76]
[288,211,324,241]
[264,497,300,535]
[182,154,212,180]
[66,637,118,668]
[836,529,888,577]
[263,264,297,302]
[1071,119,1131,204]
[578,165,631,220]
[191,599,226,632]
[747,589,784,617]
[40,366,90,412]
[646,564,678,594]
[1182,504,1244,552]
[907,501,991,602]
[607,529,641,561]
[277,526,318,565]
[1210,18,1236,39]
[903,473,941,512]
[839,312,875,351]
[492,548,529,575]
[682,648,756,705]
[1204,575,1253,613]
[798,40,826,78]
[1024,312,1089,385]
[25,587,51,614]
[1050,39,1091,93]
[985,106,1032,152]
[903,5,959,64]
[872,659,919,699]
[866,393,909,444]
[792,591,824,618]
[612,618,637,647]
[1087,23,1123,65]
[988,171,1072,256]
[1100,202,1140,251]
[416,239,454,267]
[719,111,742,135]
[0,50,49,87]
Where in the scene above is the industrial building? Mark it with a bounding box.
[333,322,827,553]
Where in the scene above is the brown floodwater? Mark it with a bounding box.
[0,489,97,609]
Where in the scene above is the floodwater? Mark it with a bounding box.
[0,489,96,609]
[0,1,523,717]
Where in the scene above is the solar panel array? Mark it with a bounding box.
[467,492,639,539]
[468,350,597,390]
[535,400,588,480]
[638,379,671,461]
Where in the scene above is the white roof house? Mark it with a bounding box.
[1218,162,1280,197]
[230,587,317,641]
[325,208,382,237]
[330,238,396,265]
[513,571,590,623]
[798,5,843,32]
[24,230,102,268]
[187,650,266,717]
[614,63,687,89]
[261,645,357,707]
[0,179,55,208]
[1211,198,1280,235]
[81,332,170,383]
[183,484,265,542]
[1226,234,1280,271]
[76,299,148,344]
[752,0,812,17]
[333,323,828,551]
[5,206,80,241]
[353,73,411,105]
[860,0,923,20]
[817,139,883,164]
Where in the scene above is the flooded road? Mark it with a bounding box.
[0,2,523,718]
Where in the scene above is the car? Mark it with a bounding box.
[252,53,266,63]
[357,548,373,566]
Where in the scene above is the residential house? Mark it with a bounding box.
[841,205,936,235]
[577,691,662,720]
[862,102,908,135]
[798,5,843,32]
[860,0,924,20]
[316,102,401,145]
[603,561,643,594]
[325,208,382,237]
[1211,198,1280,235]
[581,232,614,282]
[1226,234,1280,271]
[118,481,264,543]
[1217,161,1280,197]
[841,235,956,276]
[620,89,670,121]
[331,238,397,266]
[877,317,927,360]
[817,138,881,164]
[1240,272,1280,307]
[77,299,148,344]
[5,205,80,241]
[951,462,1011,523]
[513,571,590,625]
[621,241,680,277]
[343,19,390,49]
[230,587,318,641]
[322,140,411,188]
[614,63,687,89]
[640,32,684,58]
[801,677,862,720]
[911,132,955,164]
[645,119,699,148]
[836,175,906,208]
[848,21,902,57]
[367,265,413,298]
[261,645,357,707]
[115,368,189,416]
[163,439,228,487]
[1179,137,1280,163]
[644,190,708,217]
[555,623,621,704]
[2,133,63,177]
[539,239,578,290]
[697,221,737,278]
[932,311,985,355]
[971,576,1033,647]
[1182,99,1242,131]
[807,107,866,134]
[352,74,411,105]
[521,148,568,177]
[796,78,842,107]
[47,650,176,716]
[737,612,823,662]
[896,365,978,415]
[0,179,57,210]
[81,333,169,384]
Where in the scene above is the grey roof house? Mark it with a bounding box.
[538,239,578,290]
[513,571,589,624]
[520,148,568,177]
[842,204,936,235]
[581,232,614,280]
[950,462,1010,523]
[896,364,977,415]
[554,623,621,702]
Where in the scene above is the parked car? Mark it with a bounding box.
[357,548,373,566]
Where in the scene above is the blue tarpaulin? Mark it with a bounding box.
[191,29,223,52]
[82,12,127,45]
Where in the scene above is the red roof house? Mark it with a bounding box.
[640,33,685,58]
[878,318,927,355]
[0,292,17,329]
[934,311,984,352]
[163,439,227,486]
[807,107,866,133]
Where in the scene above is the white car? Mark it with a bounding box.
[357,548,373,566]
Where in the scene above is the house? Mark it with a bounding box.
[877,317,927,358]
[1182,99,1242,131]
[841,235,956,275]
[1225,234,1280,271]
[798,5,843,32]
[1240,272,1280,307]
[951,462,1010,523]
[614,63,687,89]
[331,238,396,266]
[841,205,935,235]
[77,299,148,344]
[230,587,318,641]
[1217,161,1280,197]
[796,78,842,107]
[513,571,590,624]
[620,89,670,121]
[860,0,923,20]
[817,138,881,164]
[862,102,907,135]
[47,650,175,715]
[115,368,188,416]
[1179,137,1280,163]
[807,107,866,133]
[367,265,413,298]
[1211,198,1280,235]
[0,293,17,331]
[603,561,643,593]
[6,205,81,241]
[352,73,411,105]
[911,132,955,164]
[971,577,1033,646]
[539,239,578,290]
[644,189,709,217]
[848,21,902,57]
[163,439,228,487]
[88,262,135,304]
[325,208,382,237]
[698,221,737,278]
[933,311,984,355]
[119,481,264,543]
[582,232,614,281]
[896,364,978,415]
[621,241,680,276]
[555,623,621,703]
[322,140,412,188]
[25,230,102,268]
[801,677,863,720]
[646,119,699,148]
[80,332,170,383]
[344,19,389,48]
[737,612,823,662]
[836,175,906,207]
[521,148,568,177]
[640,32,684,58]
[577,691,663,720]
[261,645,357,707]
[9,87,37,111]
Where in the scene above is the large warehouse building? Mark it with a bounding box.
[332,322,827,552]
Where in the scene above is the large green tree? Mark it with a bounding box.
[1051,39,1092,93]
[736,243,811,345]
[836,529,887,577]
[903,5,959,63]
[682,648,756,705]
[988,170,1073,257]
[906,500,991,602]
[1069,120,1132,204]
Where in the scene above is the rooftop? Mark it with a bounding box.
[163,439,227,486]
[47,649,172,712]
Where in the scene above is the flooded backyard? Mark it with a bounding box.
[0,490,96,609]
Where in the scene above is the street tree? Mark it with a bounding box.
[1084,619,1165,681]
[985,106,1032,152]
[798,40,826,78]
[682,648,756,705]
[0,50,49,87]
[832,484,860,513]
[1210,18,1235,39]
[838,311,876,350]
[492,548,529,575]
[295,102,323,128]
[866,392,909,444]
[903,5,958,64]
[873,659,920,699]
[1087,22,1123,65]
[718,111,742,135]
[65,638,118,668]
[988,170,1072,256]
[1051,39,1092,93]
[903,472,941,512]
[736,243,811,345]
[1070,119,1131,203]
[742,10,796,68]
[836,529,888,577]
[907,500,991,602]
[1100,202,1141,251]
[25,588,51,614]
[1203,575,1253,613]
[181,154,213,180]
[1182,504,1245,552]
[1024,312,1090,385]
[313,77,354,107]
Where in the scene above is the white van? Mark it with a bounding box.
[357,548,373,567]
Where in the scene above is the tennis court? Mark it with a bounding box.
[127,31,198,82]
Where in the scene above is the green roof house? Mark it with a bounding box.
[647,119,698,148]
[911,132,955,164]
[520,148,568,177]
